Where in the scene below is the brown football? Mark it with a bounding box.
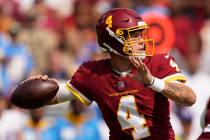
[10,79,59,109]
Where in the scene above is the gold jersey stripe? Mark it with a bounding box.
[163,74,186,83]
[65,83,91,106]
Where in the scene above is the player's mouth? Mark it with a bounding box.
[131,42,145,54]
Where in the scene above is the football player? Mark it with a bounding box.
[27,8,196,140]
[197,98,210,140]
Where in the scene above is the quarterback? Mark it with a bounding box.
[27,8,196,140]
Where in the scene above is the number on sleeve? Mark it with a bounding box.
[117,95,150,139]
[105,15,112,28]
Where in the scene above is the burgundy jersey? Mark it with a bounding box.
[68,54,186,140]
[197,98,210,140]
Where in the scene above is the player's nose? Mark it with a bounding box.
[131,41,145,51]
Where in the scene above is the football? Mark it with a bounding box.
[10,79,59,109]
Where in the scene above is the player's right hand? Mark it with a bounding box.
[128,56,154,85]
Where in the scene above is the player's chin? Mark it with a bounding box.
[133,53,146,60]
[137,55,146,60]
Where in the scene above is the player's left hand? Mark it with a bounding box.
[128,56,154,85]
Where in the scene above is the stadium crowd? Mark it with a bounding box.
[0,0,210,140]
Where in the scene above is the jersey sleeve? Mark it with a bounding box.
[67,64,93,106]
[153,54,186,83]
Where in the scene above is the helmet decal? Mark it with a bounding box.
[105,15,113,28]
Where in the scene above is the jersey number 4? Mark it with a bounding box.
[117,95,150,140]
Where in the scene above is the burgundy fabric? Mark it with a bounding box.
[70,54,182,140]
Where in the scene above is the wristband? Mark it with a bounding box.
[56,82,75,103]
[144,77,155,87]
[149,77,165,92]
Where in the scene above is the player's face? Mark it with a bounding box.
[125,29,146,57]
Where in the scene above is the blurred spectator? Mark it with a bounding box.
[169,0,210,137]
[0,22,33,97]
[27,0,61,32]
[94,0,111,16]
[18,13,58,73]
[112,0,135,9]
[0,0,24,22]
[0,6,14,33]
[136,0,171,15]
[18,108,54,140]
[168,3,209,139]
[167,2,210,138]
[0,95,7,139]
[63,0,105,74]
[177,54,210,140]
[0,32,10,93]
[0,95,27,140]
[50,100,103,140]
[44,0,75,17]
[174,104,193,140]
[170,0,205,71]
[44,48,69,80]
[199,0,210,74]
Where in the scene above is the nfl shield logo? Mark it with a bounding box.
[117,81,125,91]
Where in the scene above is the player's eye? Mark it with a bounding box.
[125,29,145,40]
[130,29,145,38]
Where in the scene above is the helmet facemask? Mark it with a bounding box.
[116,22,154,57]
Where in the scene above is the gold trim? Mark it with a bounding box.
[163,75,186,83]
[109,89,139,97]
[65,84,90,106]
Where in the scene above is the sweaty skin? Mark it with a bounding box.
[163,81,196,106]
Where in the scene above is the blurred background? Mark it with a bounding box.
[0,0,210,140]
